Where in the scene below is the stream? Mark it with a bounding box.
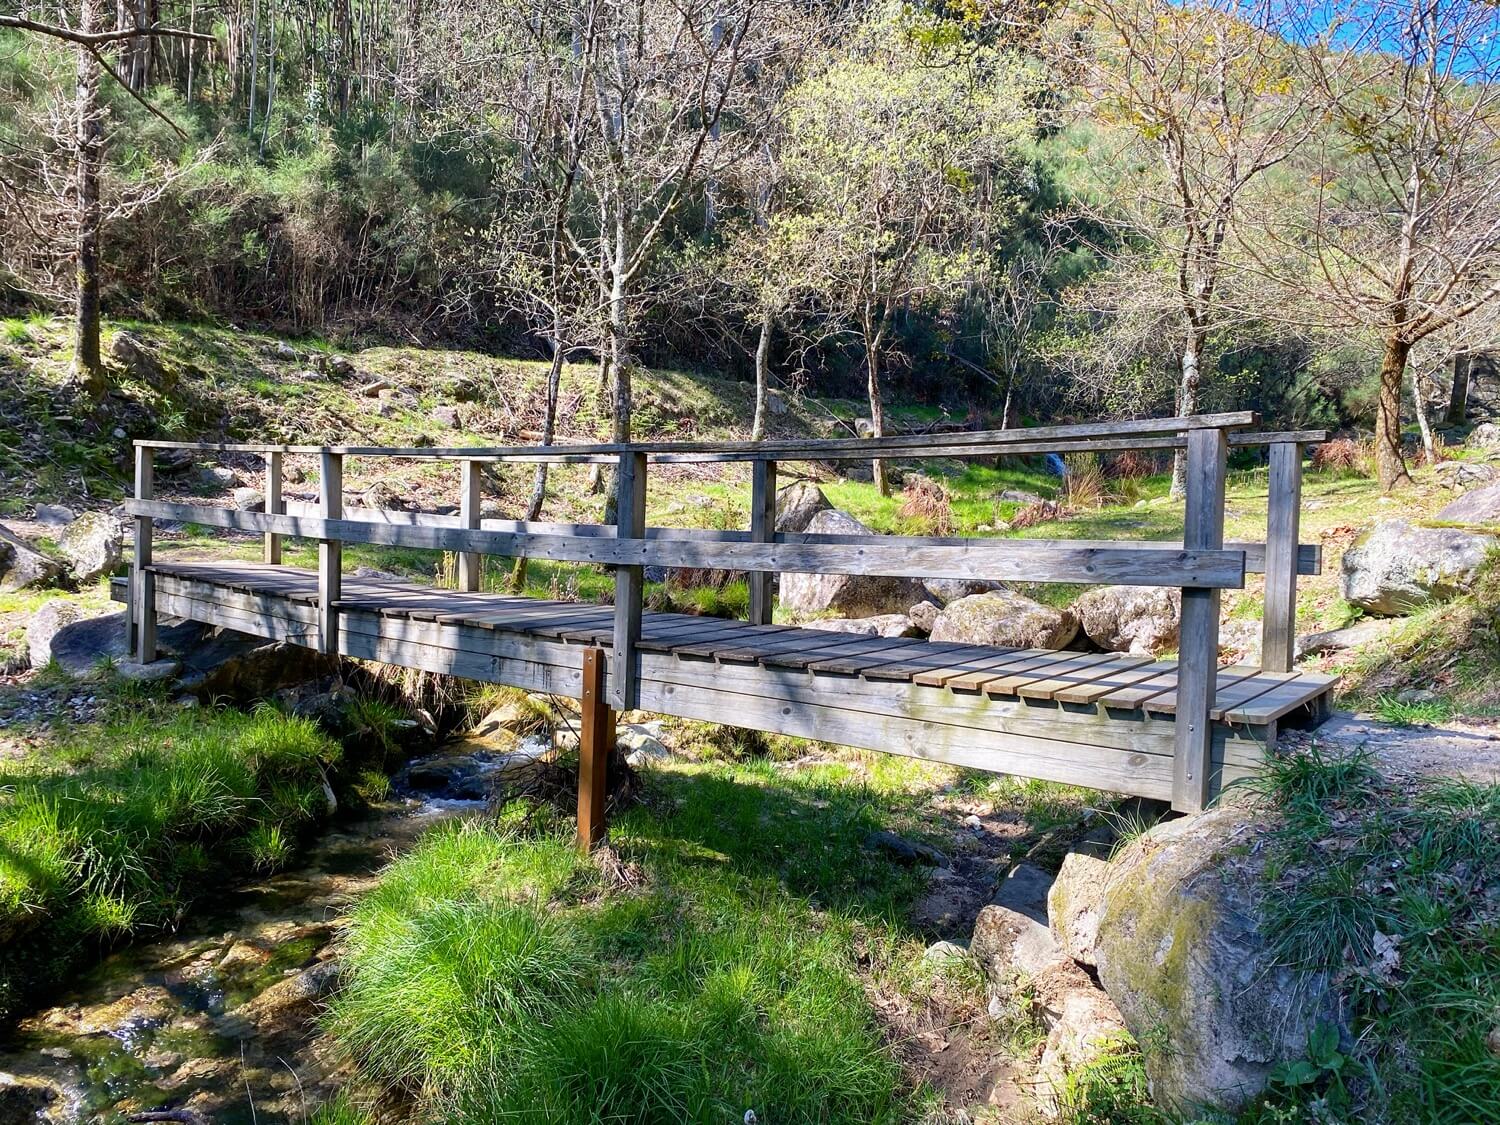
[0,736,551,1125]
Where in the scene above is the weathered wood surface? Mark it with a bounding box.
[1173,428,1228,812]
[277,503,1322,575]
[274,502,1322,576]
[126,501,1248,588]
[147,562,1335,726]
[1261,441,1302,673]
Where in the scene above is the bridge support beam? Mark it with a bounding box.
[131,445,157,663]
[577,647,614,852]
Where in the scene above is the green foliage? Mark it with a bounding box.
[0,701,339,1022]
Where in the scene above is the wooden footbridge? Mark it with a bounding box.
[121,413,1335,842]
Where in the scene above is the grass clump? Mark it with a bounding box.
[1242,746,1500,1122]
[328,759,946,1123]
[0,702,339,1022]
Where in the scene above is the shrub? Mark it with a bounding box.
[897,475,954,535]
[1311,436,1373,476]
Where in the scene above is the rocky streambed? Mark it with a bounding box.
[0,744,530,1125]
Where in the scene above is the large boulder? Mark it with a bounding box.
[109,330,171,388]
[56,511,124,584]
[1437,481,1500,527]
[28,607,203,678]
[26,600,91,671]
[805,614,918,638]
[0,526,63,590]
[929,590,1078,650]
[922,577,1004,604]
[1468,421,1500,452]
[775,482,832,533]
[1341,518,1497,615]
[1071,585,1181,655]
[1433,460,1499,494]
[1089,805,1339,1112]
[779,509,926,617]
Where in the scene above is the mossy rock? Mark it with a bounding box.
[1092,804,1341,1112]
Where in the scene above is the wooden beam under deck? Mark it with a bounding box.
[140,562,1337,808]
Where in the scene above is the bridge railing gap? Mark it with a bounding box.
[125,413,1328,821]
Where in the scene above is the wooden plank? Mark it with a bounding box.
[981,651,1128,697]
[611,451,647,709]
[264,450,283,565]
[701,627,872,664]
[126,501,1249,589]
[577,648,610,852]
[811,642,980,678]
[1224,672,1338,724]
[458,458,482,592]
[945,649,1081,693]
[1052,660,1179,705]
[856,643,1006,682]
[1173,426,1228,812]
[748,460,776,625]
[759,634,925,671]
[910,649,1046,688]
[1261,442,1302,672]
[318,452,343,654]
[1202,672,1299,720]
[1014,654,1155,701]
[132,446,157,663]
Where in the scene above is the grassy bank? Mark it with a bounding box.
[324,750,1017,1123]
[0,688,341,1022]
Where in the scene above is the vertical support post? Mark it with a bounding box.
[1173,426,1227,813]
[263,449,283,565]
[748,459,776,626]
[1261,442,1302,674]
[457,458,482,592]
[577,646,613,852]
[319,451,343,655]
[131,445,157,663]
[611,450,646,710]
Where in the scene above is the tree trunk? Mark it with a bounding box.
[511,334,567,591]
[1000,364,1018,429]
[608,225,631,444]
[1446,352,1472,427]
[71,0,106,402]
[1412,369,1437,465]
[751,306,772,442]
[864,326,888,497]
[1376,334,1414,490]
[1169,330,1206,499]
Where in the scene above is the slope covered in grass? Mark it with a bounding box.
[0,690,340,1022]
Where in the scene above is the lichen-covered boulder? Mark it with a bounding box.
[56,511,124,584]
[1047,850,1110,967]
[1433,460,1499,494]
[929,590,1077,650]
[1437,481,1500,527]
[774,481,832,533]
[1092,805,1339,1111]
[1071,585,1181,655]
[908,599,940,634]
[805,614,918,638]
[0,528,63,590]
[1469,421,1500,451]
[1341,518,1497,615]
[779,509,926,617]
[922,577,1003,604]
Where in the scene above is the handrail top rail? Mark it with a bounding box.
[134,412,1300,462]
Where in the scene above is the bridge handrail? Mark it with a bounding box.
[125,412,1323,812]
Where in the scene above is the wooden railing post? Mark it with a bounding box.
[1260,442,1302,673]
[319,451,343,654]
[611,450,646,710]
[264,449,283,564]
[131,445,157,663]
[458,458,482,592]
[748,459,776,626]
[577,646,613,851]
[1173,426,1227,813]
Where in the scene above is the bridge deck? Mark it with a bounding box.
[143,560,1336,803]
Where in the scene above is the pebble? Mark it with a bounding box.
[963,814,983,830]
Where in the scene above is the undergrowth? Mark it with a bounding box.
[0,695,340,1022]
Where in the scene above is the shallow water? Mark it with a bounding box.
[0,738,519,1124]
